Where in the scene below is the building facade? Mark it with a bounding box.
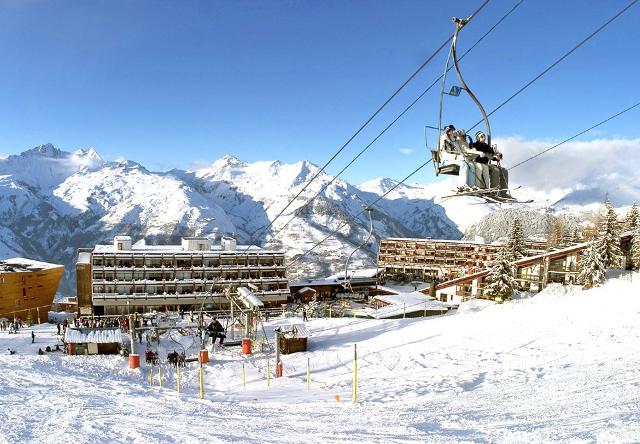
[378,238,548,282]
[77,236,291,315]
[0,258,64,322]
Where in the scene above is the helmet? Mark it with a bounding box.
[475,131,485,139]
[445,124,456,132]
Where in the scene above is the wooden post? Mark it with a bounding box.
[159,366,163,388]
[199,363,204,400]
[352,344,357,404]
[149,366,154,385]
[176,363,181,394]
[267,360,271,387]
[403,303,406,319]
[307,357,310,391]
[242,362,246,388]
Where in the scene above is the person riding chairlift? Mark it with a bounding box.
[440,124,491,190]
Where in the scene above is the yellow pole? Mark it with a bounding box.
[199,365,204,400]
[267,360,271,387]
[159,366,163,388]
[149,366,154,385]
[307,357,310,391]
[176,363,181,394]
[352,344,357,404]
[242,362,246,388]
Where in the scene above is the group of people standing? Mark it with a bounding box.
[1,319,24,334]
[439,124,508,193]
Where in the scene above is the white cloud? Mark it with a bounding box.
[496,137,640,205]
[399,147,415,155]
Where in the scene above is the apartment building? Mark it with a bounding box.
[77,235,291,315]
[378,237,548,282]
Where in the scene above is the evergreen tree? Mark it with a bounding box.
[597,200,623,268]
[569,227,582,244]
[631,229,640,271]
[483,247,517,302]
[546,219,564,249]
[576,240,606,289]
[506,219,527,259]
[624,202,639,232]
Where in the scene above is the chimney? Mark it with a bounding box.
[221,234,237,251]
[114,236,132,251]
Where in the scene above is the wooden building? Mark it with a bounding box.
[0,258,64,322]
[65,328,122,355]
[432,242,589,304]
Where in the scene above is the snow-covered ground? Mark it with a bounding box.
[2,276,640,442]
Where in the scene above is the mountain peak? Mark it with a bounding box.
[219,154,244,165]
[20,143,65,159]
[74,147,103,161]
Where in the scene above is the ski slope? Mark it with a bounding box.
[1,276,640,442]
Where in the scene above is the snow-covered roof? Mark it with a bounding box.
[297,286,317,294]
[326,268,383,280]
[0,257,63,272]
[289,278,340,287]
[369,292,449,319]
[65,328,122,344]
[382,237,500,246]
[92,244,275,254]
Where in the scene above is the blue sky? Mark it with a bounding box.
[0,0,638,184]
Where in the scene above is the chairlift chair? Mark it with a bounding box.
[429,15,528,204]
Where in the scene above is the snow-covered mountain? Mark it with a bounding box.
[0,146,462,294]
[1,143,635,295]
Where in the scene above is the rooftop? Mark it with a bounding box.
[92,244,278,254]
[0,257,63,273]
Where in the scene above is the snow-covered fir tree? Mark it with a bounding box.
[576,240,607,289]
[483,247,517,302]
[597,200,623,268]
[569,227,582,244]
[631,229,640,271]
[506,219,527,259]
[624,202,639,232]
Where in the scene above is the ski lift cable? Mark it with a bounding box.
[343,207,375,293]
[467,0,639,133]
[242,0,494,251]
[288,100,639,265]
[262,0,526,244]
[286,4,639,265]
[508,101,640,171]
[288,159,432,267]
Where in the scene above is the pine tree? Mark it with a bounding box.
[631,229,640,271]
[483,247,517,302]
[506,219,527,259]
[569,227,582,244]
[597,200,623,268]
[546,219,564,249]
[624,202,639,232]
[576,240,606,289]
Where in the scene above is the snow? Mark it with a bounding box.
[0,257,62,271]
[65,328,122,344]
[2,276,640,441]
[369,292,449,318]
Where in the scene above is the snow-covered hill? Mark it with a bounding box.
[1,275,639,441]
